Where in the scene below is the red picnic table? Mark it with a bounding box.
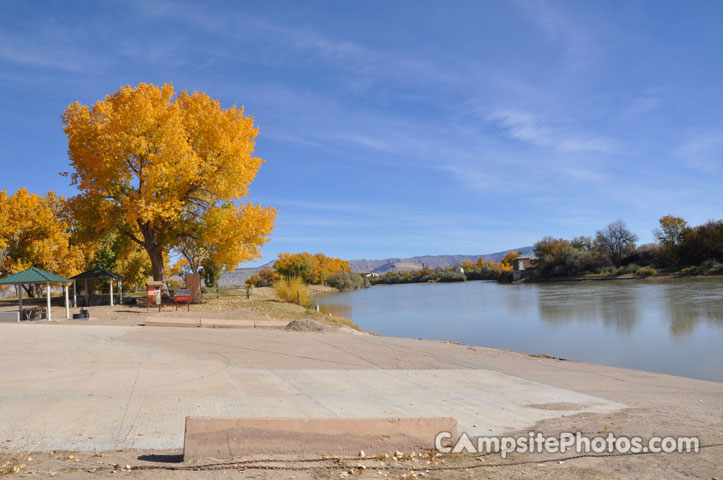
[173,288,191,311]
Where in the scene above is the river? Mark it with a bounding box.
[315,277,723,382]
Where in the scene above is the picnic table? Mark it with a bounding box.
[20,307,47,321]
[173,288,191,311]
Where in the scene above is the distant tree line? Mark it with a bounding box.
[532,217,723,279]
[370,252,521,285]
[246,216,723,293]
[369,216,723,285]
[369,267,467,285]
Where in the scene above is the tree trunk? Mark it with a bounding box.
[23,284,41,298]
[138,221,166,289]
[147,243,170,295]
[149,246,165,282]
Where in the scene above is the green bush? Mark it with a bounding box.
[201,258,221,288]
[532,237,607,278]
[370,267,466,285]
[325,271,371,290]
[678,220,723,266]
[615,264,640,275]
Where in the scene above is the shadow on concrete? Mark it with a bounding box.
[137,453,183,463]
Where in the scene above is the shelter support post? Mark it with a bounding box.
[73,280,77,308]
[64,284,70,319]
[16,285,22,321]
[110,280,114,307]
[119,281,123,304]
[84,279,89,307]
[46,282,52,321]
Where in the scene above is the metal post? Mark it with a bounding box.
[46,282,52,322]
[73,280,77,308]
[119,281,123,304]
[64,284,70,319]
[16,285,22,321]
[110,280,114,307]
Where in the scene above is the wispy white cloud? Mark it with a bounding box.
[513,0,598,69]
[122,0,624,200]
[436,163,514,194]
[675,132,723,172]
[487,109,618,153]
[0,31,105,73]
[622,95,661,116]
[125,0,459,91]
[272,199,367,212]
[555,166,610,183]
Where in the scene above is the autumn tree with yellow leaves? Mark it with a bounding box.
[62,83,276,284]
[499,250,521,271]
[274,252,351,284]
[0,188,83,295]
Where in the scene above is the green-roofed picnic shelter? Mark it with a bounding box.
[0,267,73,321]
[70,268,124,307]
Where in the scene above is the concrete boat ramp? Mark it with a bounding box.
[0,323,720,457]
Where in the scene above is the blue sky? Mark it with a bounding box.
[1,0,722,266]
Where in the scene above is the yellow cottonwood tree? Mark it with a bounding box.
[500,251,521,271]
[0,188,83,292]
[274,252,351,284]
[62,83,276,283]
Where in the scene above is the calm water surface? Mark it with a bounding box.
[316,277,723,382]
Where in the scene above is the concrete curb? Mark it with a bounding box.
[144,317,288,329]
[183,417,457,460]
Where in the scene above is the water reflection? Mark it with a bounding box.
[316,277,723,382]
[660,280,723,339]
[535,279,723,338]
[598,287,638,335]
[537,285,639,334]
[317,303,352,319]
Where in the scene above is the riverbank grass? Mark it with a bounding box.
[199,285,363,331]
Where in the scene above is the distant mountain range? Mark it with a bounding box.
[218,247,534,286]
[348,247,535,274]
